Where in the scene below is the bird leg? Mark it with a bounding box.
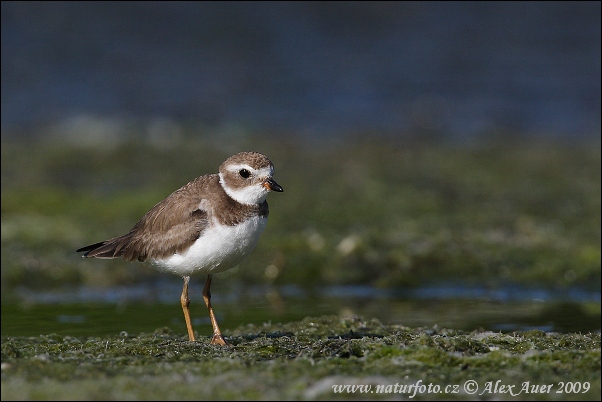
[180,276,196,341]
[202,274,229,346]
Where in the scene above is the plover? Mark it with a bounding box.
[77,151,283,345]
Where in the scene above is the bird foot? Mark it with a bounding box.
[211,333,230,346]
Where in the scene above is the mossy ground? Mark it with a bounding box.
[1,134,600,400]
[2,316,600,400]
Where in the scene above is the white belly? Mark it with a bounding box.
[149,216,268,276]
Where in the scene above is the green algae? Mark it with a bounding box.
[2,316,600,400]
[1,136,600,399]
[2,137,600,294]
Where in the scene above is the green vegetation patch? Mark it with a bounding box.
[2,137,600,295]
[2,316,600,400]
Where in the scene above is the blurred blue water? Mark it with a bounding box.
[1,2,600,140]
[14,282,601,305]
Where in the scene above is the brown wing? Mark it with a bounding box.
[76,176,213,262]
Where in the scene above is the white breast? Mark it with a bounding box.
[149,215,268,277]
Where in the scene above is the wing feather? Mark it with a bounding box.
[77,176,214,262]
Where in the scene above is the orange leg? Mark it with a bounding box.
[202,274,229,346]
[180,276,196,341]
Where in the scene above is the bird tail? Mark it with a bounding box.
[76,233,135,260]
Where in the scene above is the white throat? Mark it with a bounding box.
[219,172,269,205]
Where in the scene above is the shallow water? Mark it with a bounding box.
[2,283,600,337]
[2,2,600,139]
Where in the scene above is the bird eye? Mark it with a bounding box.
[239,169,251,178]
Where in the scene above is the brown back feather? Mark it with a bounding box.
[77,176,214,262]
[77,174,269,263]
